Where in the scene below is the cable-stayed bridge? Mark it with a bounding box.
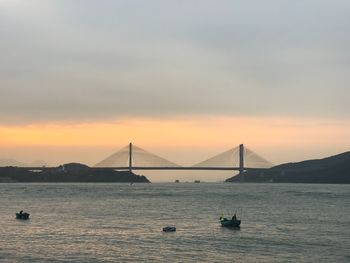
[94,143,273,174]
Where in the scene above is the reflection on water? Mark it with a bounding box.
[0,183,349,262]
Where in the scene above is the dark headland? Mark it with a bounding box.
[226,151,350,184]
[0,163,150,183]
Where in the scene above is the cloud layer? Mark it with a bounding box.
[1,0,350,123]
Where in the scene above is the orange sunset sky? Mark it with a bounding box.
[1,116,349,167]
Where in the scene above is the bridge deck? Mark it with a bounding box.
[98,166,241,170]
[12,166,252,171]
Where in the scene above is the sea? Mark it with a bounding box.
[0,183,349,262]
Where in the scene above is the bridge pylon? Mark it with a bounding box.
[239,144,244,181]
[129,142,132,172]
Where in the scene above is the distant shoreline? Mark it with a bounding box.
[0,163,150,183]
[1,150,349,184]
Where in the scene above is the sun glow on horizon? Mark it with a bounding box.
[0,115,349,166]
[0,116,346,146]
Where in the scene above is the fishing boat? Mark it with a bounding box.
[16,211,30,220]
[220,214,240,227]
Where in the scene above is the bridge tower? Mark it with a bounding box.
[129,142,132,172]
[239,144,244,179]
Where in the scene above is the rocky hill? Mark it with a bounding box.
[226,151,350,184]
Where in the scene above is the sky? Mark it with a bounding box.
[0,0,349,181]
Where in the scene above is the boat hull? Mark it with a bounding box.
[220,219,241,227]
[163,226,176,232]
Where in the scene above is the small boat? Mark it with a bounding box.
[194,180,200,183]
[16,211,30,220]
[162,226,176,232]
[220,214,240,227]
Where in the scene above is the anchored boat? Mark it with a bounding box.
[162,226,176,232]
[220,214,240,227]
[16,210,30,220]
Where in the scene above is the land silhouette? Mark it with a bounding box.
[227,151,350,184]
[0,163,149,183]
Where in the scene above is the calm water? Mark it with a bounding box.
[0,183,349,262]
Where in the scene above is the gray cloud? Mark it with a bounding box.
[0,0,349,123]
